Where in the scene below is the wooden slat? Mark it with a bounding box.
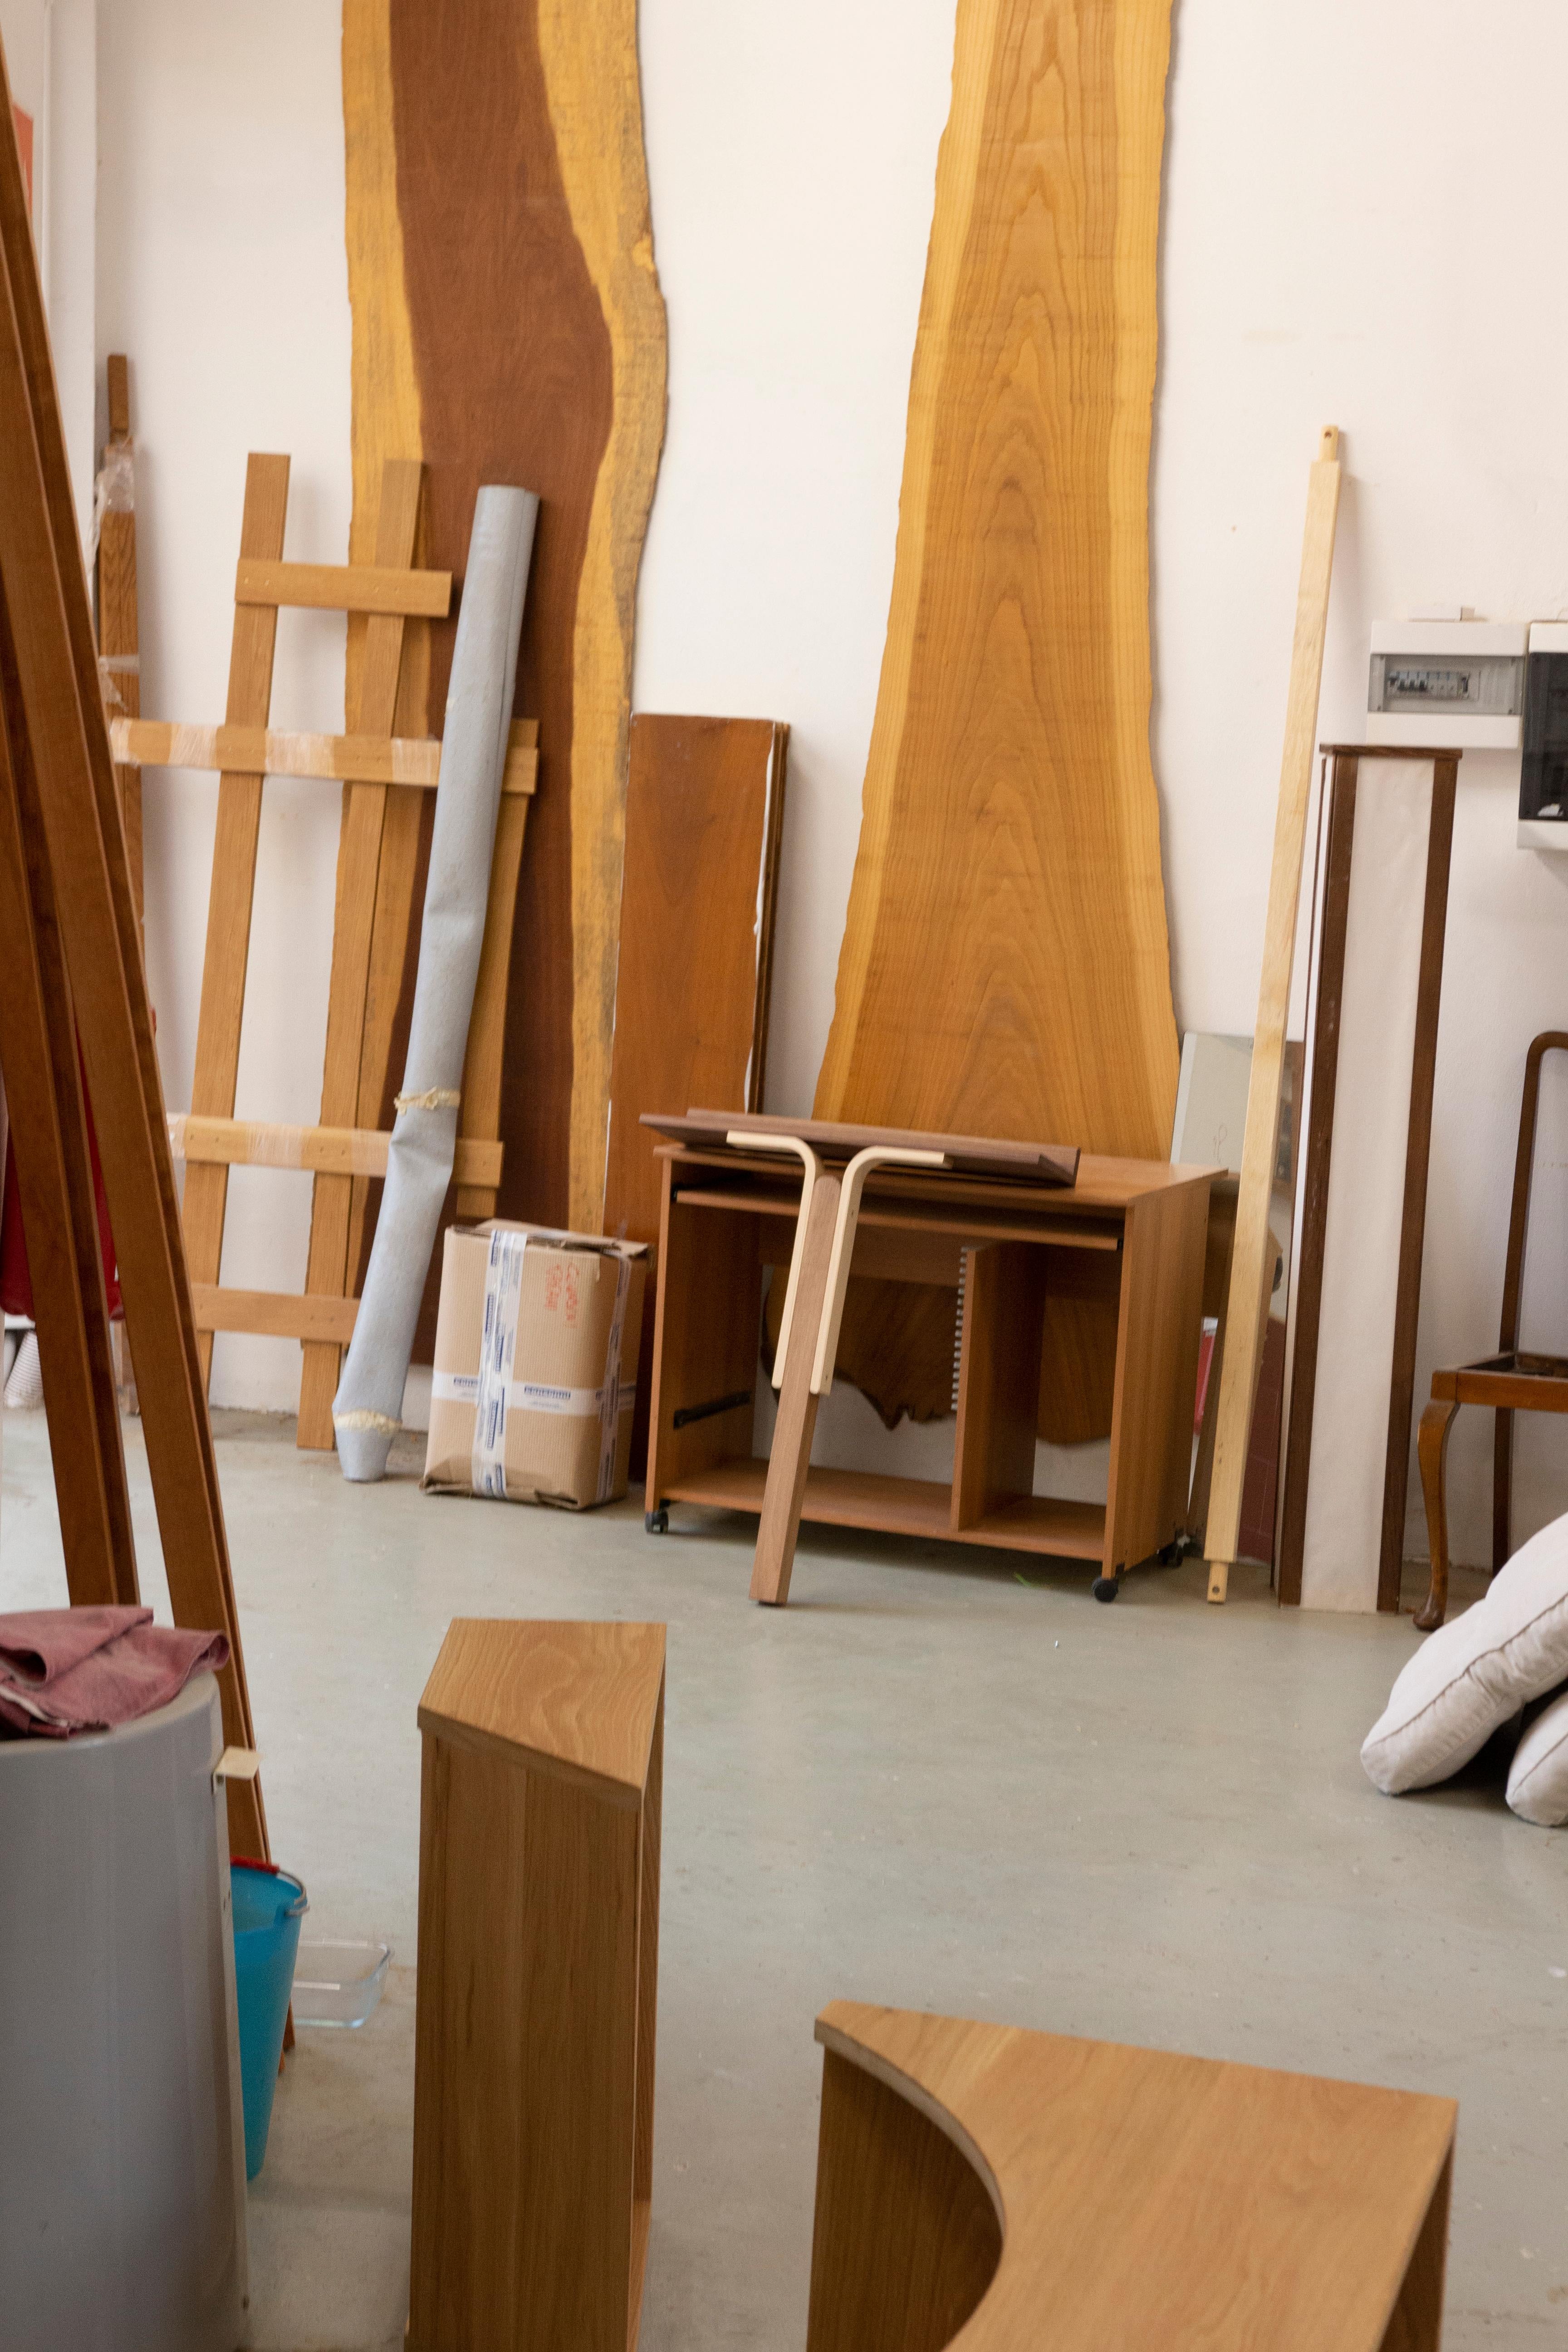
[181,451,291,1392]
[1205,429,1343,1603]
[296,459,423,1448]
[603,714,789,1473]
[170,1112,501,1188]
[235,554,450,617]
[112,716,538,796]
[192,1284,359,1344]
[0,48,267,1856]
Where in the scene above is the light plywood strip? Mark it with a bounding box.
[192,1285,359,1345]
[112,716,537,795]
[1205,428,1342,1603]
[170,1112,501,1189]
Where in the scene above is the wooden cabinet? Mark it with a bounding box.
[408,1620,665,2352]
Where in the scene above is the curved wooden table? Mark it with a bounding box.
[808,2003,1455,2351]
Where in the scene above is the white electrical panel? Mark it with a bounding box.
[1367,619,1527,750]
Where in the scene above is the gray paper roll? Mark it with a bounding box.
[333,484,538,1481]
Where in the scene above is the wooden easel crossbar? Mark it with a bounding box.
[143,455,536,1447]
[0,42,268,1855]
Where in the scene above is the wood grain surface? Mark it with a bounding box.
[603,715,786,1471]
[417,1617,666,1803]
[810,2001,1455,2350]
[813,0,1178,1443]
[343,0,666,1235]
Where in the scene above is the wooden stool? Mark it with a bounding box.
[409,1620,665,2351]
[806,2003,1455,2351]
[1417,1030,1568,1629]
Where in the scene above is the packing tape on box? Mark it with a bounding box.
[464,1233,635,1501]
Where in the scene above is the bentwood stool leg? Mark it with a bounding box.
[1414,1397,1460,1632]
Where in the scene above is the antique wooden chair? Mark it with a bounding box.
[1417,1030,1568,1628]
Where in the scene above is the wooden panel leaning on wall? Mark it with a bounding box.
[343,0,667,1240]
[0,43,269,1859]
[602,715,789,1476]
[812,0,1180,1448]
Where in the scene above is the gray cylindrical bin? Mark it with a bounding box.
[0,1669,248,2351]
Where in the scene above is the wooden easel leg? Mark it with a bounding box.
[1414,1399,1459,1632]
[751,1173,841,1606]
[0,612,137,1607]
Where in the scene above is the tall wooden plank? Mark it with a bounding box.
[1205,429,1342,1603]
[296,457,421,1448]
[343,0,666,1236]
[0,38,267,1855]
[0,608,137,1607]
[817,0,1178,1148]
[181,451,290,1391]
[603,714,787,1472]
[812,0,1179,1448]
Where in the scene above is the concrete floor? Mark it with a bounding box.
[3,1406,1566,2348]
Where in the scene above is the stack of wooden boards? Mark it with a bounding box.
[0,37,268,1859]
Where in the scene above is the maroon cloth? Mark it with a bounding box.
[0,1606,229,1739]
[0,1040,122,1319]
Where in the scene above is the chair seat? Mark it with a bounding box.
[1432,1351,1568,1413]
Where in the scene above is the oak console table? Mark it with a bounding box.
[642,1114,1218,1603]
[807,2002,1455,2350]
[408,1620,665,2352]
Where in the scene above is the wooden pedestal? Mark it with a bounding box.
[409,1620,665,2352]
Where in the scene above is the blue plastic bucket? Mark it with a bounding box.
[230,1859,308,2180]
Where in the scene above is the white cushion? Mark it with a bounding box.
[1508,1687,1568,1825]
[1362,1511,1568,1795]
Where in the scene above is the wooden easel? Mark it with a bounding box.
[116,457,537,1448]
[0,49,268,1856]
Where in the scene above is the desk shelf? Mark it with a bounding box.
[664,1458,1106,1562]
[645,1145,1214,1598]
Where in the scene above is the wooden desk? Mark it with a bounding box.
[408,1621,665,2352]
[644,1142,1217,1602]
[807,2003,1455,2351]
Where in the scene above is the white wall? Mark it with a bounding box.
[92,0,1568,1566]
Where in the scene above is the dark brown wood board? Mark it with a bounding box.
[343,0,666,1238]
[642,1110,1078,1188]
[603,715,788,1471]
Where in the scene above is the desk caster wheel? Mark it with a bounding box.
[645,1509,669,1535]
[1092,1574,1120,1604]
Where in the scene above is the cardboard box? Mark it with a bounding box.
[423,1223,647,1508]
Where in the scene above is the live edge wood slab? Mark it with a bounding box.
[410,1620,664,2352]
[344,0,667,1237]
[814,0,1181,1450]
[807,2003,1454,2350]
[643,1129,1215,1604]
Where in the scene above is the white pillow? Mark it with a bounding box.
[1508,1687,1568,1825]
[1362,1511,1568,1796]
